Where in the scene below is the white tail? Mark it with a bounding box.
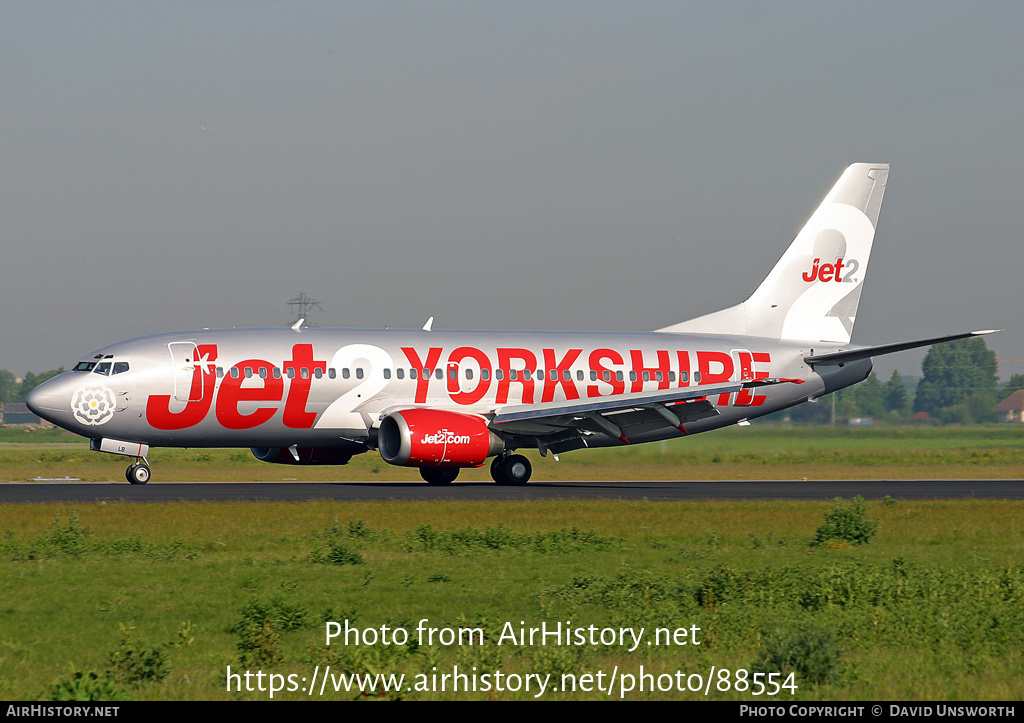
[658,163,889,344]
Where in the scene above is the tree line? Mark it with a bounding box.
[788,337,1022,424]
[0,369,65,404]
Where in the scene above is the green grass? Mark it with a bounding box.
[1,499,1023,700]
[3,425,1022,481]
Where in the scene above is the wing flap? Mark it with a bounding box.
[490,381,759,443]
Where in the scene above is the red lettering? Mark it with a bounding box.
[402,347,443,404]
[541,349,582,403]
[447,347,492,405]
[677,350,691,387]
[215,359,283,429]
[496,348,537,404]
[146,344,218,430]
[629,349,671,393]
[587,348,624,397]
[282,344,327,428]
[698,350,733,384]
[803,257,846,282]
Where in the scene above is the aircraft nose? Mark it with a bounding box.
[26,376,71,421]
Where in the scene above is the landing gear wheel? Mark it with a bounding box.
[126,463,151,485]
[420,466,459,485]
[491,454,532,485]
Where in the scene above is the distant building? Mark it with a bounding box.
[996,390,1024,423]
[0,402,48,426]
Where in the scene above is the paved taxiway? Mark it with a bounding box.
[0,479,1021,503]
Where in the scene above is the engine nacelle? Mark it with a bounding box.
[250,447,354,465]
[378,409,504,467]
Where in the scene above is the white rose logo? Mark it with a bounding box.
[72,386,117,426]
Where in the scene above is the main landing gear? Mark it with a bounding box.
[490,454,532,486]
[125,459,151,485]
[417,454,534,486]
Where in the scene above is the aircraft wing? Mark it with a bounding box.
[488,379,797,454]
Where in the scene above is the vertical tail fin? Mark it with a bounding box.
[657,163,889,343]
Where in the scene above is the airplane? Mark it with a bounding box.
[26,163,995,485]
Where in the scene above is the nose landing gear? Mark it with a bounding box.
[126,459,151,485]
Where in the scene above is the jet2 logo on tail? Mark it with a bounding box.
[802,257,859,283]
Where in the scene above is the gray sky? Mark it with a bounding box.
[2,2,1021,381]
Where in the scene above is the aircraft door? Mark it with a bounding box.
[730,349,768,407]
[169,342,204,402]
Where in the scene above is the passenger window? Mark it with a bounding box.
[273,368,282,379]
[259,367,268,379]
[314,368,323,379]
[217,367,224,378]
[342,368,350,380]
[383,368,391,379]
[616,371,624,382]
[328,368,336,379]
[434,369,442,380]
[356,368,364,380]
[481,369,489,381]
[680,371,688,382]
[629,371,637,382]
[466,369,474,380]
[287,368,296,379]
[495,369,504,380]
[396,368,404,380]
[231,367,240,379]
[602,370,610,382]
[301,368,309,379]
[244,367,253,378]
[590,370,597,381]
[669,371,676,382]
[509,369,518,381]
[449,368,458,380]
[694,372,701,383]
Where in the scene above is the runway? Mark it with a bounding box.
[0,479,1021,503]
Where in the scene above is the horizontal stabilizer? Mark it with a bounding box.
[804,330,999,366]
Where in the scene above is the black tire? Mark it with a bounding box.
[127,464,151,485]
[420,466,459,485]
[493,454,531,485]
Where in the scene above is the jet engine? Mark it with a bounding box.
[250,447,354,465]
[378,409,503,467]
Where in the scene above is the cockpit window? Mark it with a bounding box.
[93,361,112,375]
[113,362,130,374]
[73,361,96,372]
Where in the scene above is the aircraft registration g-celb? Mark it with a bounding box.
[28,164,994,484]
